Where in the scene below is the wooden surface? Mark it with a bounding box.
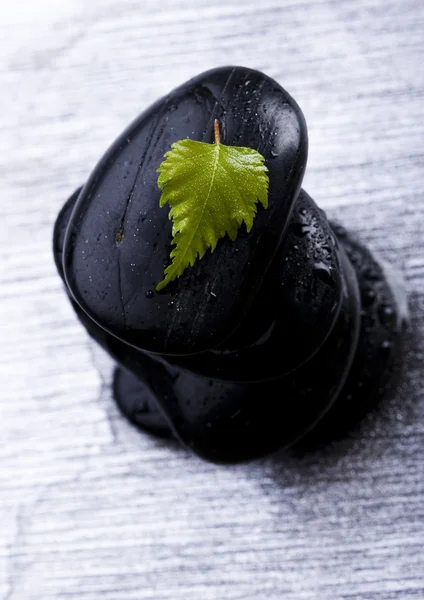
[1,1,423,598]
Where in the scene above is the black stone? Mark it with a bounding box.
[53,66,405,463]
[62,66,308,355]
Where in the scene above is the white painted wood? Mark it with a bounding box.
[1,0,423,598]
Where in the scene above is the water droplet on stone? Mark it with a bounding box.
[313,262,333,285]
[379,303,394,324]
[380,339,392,354]
[362,288,376,307]
[292,222,311,237]
[145,290,154,298]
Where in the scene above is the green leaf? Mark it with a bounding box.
[156,123,269,291]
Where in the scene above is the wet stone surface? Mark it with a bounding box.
[54,67,405,463]
[62,66,308,355]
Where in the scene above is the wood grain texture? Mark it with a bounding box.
[0,0,423,598]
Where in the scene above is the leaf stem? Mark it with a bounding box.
[214,119,221,145]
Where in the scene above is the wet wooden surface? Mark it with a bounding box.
[1,0,423,598]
